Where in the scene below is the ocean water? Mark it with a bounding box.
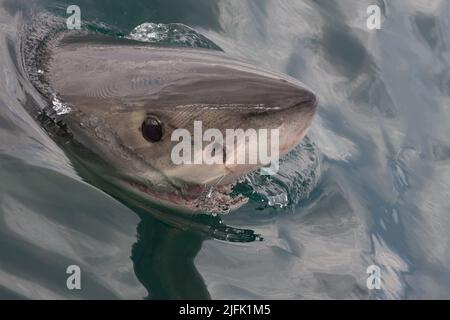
[1,0,450,299]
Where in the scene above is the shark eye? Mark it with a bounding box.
[141,116,163,142]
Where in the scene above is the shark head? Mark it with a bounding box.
[37,33,317,213]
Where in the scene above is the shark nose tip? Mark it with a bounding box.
[292,88,318,112]
[298,88,317,104]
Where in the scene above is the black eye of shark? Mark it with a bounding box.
[141,116,163,142]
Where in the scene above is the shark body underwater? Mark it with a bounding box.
[21,17,317,215]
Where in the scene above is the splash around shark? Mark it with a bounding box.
[21,14,317,214]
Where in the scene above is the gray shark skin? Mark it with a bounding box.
[23,31,317,213]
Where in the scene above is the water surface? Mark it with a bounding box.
[1,0,450,299]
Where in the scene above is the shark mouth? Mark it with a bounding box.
[113,176,262,243]
[121,176,249,214]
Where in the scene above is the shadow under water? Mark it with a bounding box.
[130,204,209,299]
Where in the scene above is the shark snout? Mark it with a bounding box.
[153,66,318,187]
[201,79,318,185]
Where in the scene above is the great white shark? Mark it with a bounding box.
[22,22,317,214]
